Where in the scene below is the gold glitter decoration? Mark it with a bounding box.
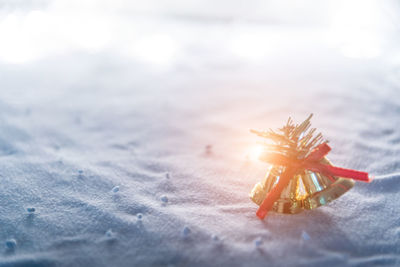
[249,114,355,214]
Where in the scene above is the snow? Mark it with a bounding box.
[182,227,191,238]
[26,208,36,214]
[161,195,169,204]
[111,186,120,193]
[105,229,114,238]
[5,239,17,251]
[1,1,400,266]
[211,235,219,242]
[301,231,311,241]
[254,237,263,248]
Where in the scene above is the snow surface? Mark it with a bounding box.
[1,2,400,267]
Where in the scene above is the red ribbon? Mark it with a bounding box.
[256,143,372,219]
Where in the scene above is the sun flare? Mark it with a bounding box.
[247,144,264,161]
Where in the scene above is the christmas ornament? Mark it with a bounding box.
[249,114,372,220]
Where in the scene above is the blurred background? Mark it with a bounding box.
[0,0,399,162]
[0,0,399,80]
[1,0,400,174]
[0,0,399,65]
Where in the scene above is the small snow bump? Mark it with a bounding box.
[105,229,114,238]
[161,195,168,203]
[212,235,219,242]
[254,237,263,248]
[182,226,191,237]
[112,186,120,193]
[27,207,35,213]
[301,230,310,241]
[5,239,17,250]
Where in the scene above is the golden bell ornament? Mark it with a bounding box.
[248,114,369,216]
[249,159,355,214]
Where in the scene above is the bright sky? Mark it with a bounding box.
[0,0,398,65]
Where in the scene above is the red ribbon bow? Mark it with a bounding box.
[256,142,372,219]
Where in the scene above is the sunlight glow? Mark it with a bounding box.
[0,9,112,64]
[0,0,395,65]
[0,11,49,63]
[127,34,178,67]
[230,30,273,62]
[247,144,264,161]
[326,0,384,59]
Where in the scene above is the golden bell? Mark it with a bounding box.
[249,157,355,214]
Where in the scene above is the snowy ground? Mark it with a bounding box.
[1,1,400,266]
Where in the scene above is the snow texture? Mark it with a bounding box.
[1,3,400,267]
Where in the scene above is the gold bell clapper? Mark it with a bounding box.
[249,114,372,220]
